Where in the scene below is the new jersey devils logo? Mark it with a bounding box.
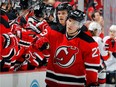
[54,46,79,68]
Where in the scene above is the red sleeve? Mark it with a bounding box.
[25,11,34,21]
[0,35,3,61]
[83,42,100,85]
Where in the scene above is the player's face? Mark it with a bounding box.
[94,12,101,22]
[57,10,68,26]
[66,18,80,36]
[109,30,116,39]
[94,29,101,36]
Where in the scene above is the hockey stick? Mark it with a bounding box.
[14,54,30,71]
[9,0,43,25]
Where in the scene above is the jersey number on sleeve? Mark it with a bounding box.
[92,47,99,58]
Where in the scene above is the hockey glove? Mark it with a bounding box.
[35,37,50,51]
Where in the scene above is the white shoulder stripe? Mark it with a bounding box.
[5,62,11,65]
[85,62,100,66]
[2,48,16,58]
[33,52,43,61]
[86,69,98,73]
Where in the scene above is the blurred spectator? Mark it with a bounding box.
[91,11,104,38]
[104,25,116,53]
[94,0,103,14]
[0,0,9,22]
[43,4,56,26]
[6,2,18,21]
[88,21,110,87]
[103,25,116,71]
[87,6,94,20]
[47,0,61,8]
[103,25,116,86]
[20,0,29,10]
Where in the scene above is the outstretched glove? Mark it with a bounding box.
[35,36,50,51]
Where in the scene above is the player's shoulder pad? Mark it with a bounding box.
[51,23,66,34]
[77,30,95,43]
[0,16,10,28]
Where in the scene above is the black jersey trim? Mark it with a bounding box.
[18,40,31,47]
[2,34,11,48]
[0,16,10,28]
[85,64,100,70]
[78,31,95,43]
[2,48,15,60]
[51,23,66,34]
[46,71,86,83]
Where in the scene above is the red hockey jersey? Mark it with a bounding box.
[1,33,19,71]
[39,22,100,87]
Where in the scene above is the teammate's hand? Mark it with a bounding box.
[35,37,49,51]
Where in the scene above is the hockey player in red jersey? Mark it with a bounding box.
[0,6,11,34]
[15,35,50,71]
[0,16,11,34]
[51,3,72,31]
[0,33,19,72]
[10,17,35,71]
[37,10,100,87]
[26,36,50,70]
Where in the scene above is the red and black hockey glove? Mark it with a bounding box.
[35,37,50,51]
